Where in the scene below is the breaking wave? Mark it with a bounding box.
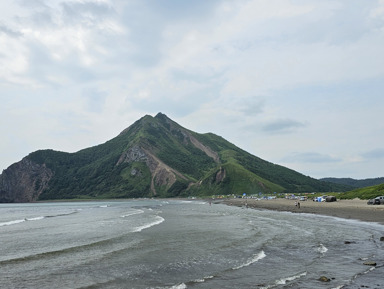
[121,209,144,218]
[233,250,266,270]
[132,216,165,232]
[0,216,45,227]
[0,211,78,227]
[260,271,307,289]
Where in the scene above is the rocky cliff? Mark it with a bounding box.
[0,157,53,202]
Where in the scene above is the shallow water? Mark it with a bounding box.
[0,200,383,289]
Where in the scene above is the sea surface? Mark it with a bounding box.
[0,199,383,289]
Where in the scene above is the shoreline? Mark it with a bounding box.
[218,197,384,289]
[218,198,384,225]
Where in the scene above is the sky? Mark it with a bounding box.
[1,0,384,179]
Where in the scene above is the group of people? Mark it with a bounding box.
[295,201,301,208]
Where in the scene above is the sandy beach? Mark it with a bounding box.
[220,198,384,225]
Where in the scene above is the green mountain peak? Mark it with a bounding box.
[0,113,348,202]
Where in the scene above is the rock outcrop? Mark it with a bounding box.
[363,261,377,266]
[0,157,53,202]
[117,145,188,196]
[318,276,330,282]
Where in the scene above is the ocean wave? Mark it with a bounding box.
[132,216,165,232]
[193,275,214,283]
[169,284,187,289]
[233,250,266,270]
[0,216,46,227]
[150,283,187,289]
[26,216,45,221]
[316,243,328,254]
[260,271,307,289]
[0,219,26,227]
[0,211,79,227]
[121,209,144,218]
[180,200,207,205]
[45,211,78,218]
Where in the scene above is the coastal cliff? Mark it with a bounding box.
[0,157,53,202]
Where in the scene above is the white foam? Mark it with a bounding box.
[27,216,45,221]
[276,272,307,284]
[121,209,144,218]
[194,275,214,283]
[132,216,165,232]
[0,219,26,227]
[180,200,206,205]
[169,284,187,289]
[260,271,307,289]
[233,250,266,270]
[149,283,186,289]
[317,243,328,254]
[0,216,45,227]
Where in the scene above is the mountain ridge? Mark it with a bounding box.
[320,177,384,188]
[0,113,349,202]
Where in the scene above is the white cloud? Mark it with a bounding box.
[262,119,306,134]
[0,0,384,180]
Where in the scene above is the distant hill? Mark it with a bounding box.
[0,113,349,202]
[320,177,384,188]
[339,183,384,200]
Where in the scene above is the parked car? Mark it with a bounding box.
[325,196,337,202]
[367,198,381,205]
[374,196,384,204]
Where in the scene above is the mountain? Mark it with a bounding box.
[320,177,384,188]
[0,113,349,202]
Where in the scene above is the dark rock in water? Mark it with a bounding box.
[319,276,330,282]
[363,261,377,266]
[344,241,356,244]
[380,236,384,242]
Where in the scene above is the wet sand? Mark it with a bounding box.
[220,198,384,225]
[218,197,384,288]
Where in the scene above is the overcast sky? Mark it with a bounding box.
[1,0,384,179]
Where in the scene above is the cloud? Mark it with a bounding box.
[281,152,341,164]
[361,148,384,160]
[0,23,23,37]
[1,0,384,180]
[82,87,107,113]
[262,119,306,134]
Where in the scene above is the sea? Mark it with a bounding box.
[0,199,383,289]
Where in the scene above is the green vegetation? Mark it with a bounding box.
[320,177,384,188]
[21,113,351,201]
[339,183,384,200]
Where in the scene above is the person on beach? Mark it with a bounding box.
[298,202,300,209]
